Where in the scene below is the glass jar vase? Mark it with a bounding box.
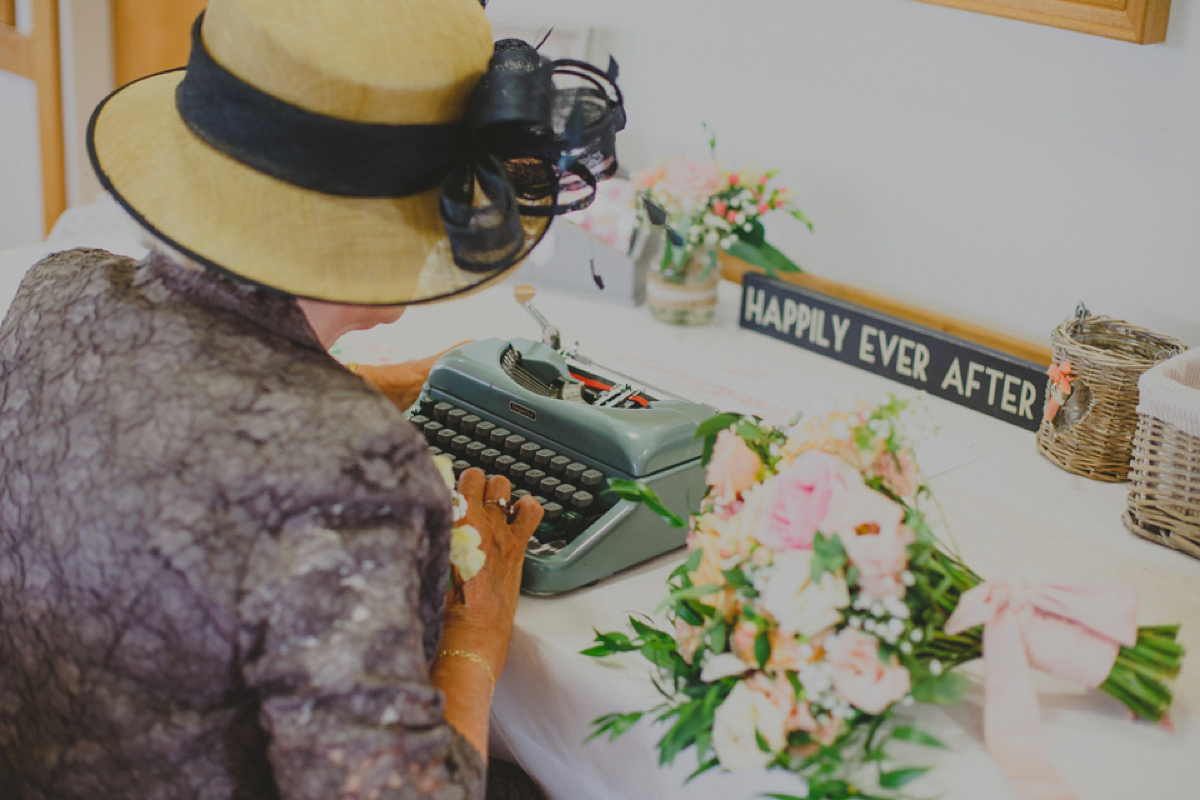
[646,246,720,325]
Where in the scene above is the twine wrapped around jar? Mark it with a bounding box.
[1036,304,1186,482]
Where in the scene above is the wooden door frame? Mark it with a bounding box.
[0,0,64,234]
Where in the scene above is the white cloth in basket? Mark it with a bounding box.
[1137,347,1200,438]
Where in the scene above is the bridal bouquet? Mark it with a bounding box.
[586,401,1183,800]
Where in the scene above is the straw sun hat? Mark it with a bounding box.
[87,0,625,305]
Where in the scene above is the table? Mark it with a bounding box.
[6,202,1200,800]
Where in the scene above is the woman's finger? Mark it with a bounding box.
[508,495,544,543]
[455,467,487,504]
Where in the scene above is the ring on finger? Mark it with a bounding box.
[484,497,519,523]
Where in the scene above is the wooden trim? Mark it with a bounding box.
[914,0,1171,45]
[0,22,31,76]
[720,256,1052,366]
[112,0,207,86]
[0,1,15,28]
[31,0,64,233]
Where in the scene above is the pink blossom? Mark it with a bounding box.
[873,450,919,498]
[759,174,770,185]
[675,616,704,664]
[728,173,740,186]
[731,620,759,664]
[713,200,728,216]
[726,210,739,223]
[824,628,910,714]
[757,202,770,215]
[841,525,915,600]
[633,163,667,191]
[706,428,762,499]
[659,158,725,208]
[754,451,853,551]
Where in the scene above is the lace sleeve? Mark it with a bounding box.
[237,509,485,800]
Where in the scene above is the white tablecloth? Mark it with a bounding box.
[5,202,1200,800]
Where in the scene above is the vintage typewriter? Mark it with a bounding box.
[409,288,714,595]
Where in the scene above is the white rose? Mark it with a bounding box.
[712,682,787,771]
[759,550,849,637]
[700,652,752,682]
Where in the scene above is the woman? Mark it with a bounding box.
[0,1,624,798]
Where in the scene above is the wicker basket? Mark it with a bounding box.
[1124,349,1200,559]
[1036,306,1186,482]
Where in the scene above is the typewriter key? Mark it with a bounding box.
[433,402,454,420]
[564,462,587,481]
[580,469,605,488]
[495,454,516,473]
[519,442,541,461]
[475,421,496,439]
[489,428,511,445]
[422,421,443,438]
[524,468,546,488]
[480,448,501,466]
[512,489,530,500]
[428,446,443,457]
[534,448,555,466]
[539,476,561,495]
[541,501,563,521]
[504,434,527,453]
[446,408,467,428]
[409,414,429,428]
[436,428,456,446]
[570,491,594,509]
[553,484,576,503]
[466,441,486,459]
[510,462,531,482]
[460,414,481,433]
[452,459,470,474]
[549,455,572,474]
[451,434,471,452]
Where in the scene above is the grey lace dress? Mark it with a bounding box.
[0,249,484,800]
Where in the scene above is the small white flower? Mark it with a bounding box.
[910,629,924,643]
[901,570,916,586]
[930,659,943,676]
[704,231,720,246]
[849,616,863,629]
[863,619,877,633]
[870,602,884,618]
[450,524,486,582]
[900,641,913,654]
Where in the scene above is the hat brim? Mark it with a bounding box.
[89,69,525,306]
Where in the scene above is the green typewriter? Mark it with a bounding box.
[408,290,713,595]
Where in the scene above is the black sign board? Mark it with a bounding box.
[739,274,1048,432]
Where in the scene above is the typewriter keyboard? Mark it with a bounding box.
[411,397,612,555]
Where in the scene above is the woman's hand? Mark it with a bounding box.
[355,341,471,411]
[443,468,543,662]
[433,468,542,758]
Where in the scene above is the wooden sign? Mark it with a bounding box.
[739,274,1047,432]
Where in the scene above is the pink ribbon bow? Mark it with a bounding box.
[944,578,1138,800]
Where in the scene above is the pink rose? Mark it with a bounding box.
[706,428,761,500]
[712,200,728,216]
[823,628,910,715]
[754,451,853,551]
[757,202,770,215]
[660,157,725,208]
[842,525,915,600]
[821,482,904,540]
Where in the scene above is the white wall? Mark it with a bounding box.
[488,0,1200,346]
[0,70,44,248]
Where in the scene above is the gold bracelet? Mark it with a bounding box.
[438,649,496,697]
[344,362,360,376]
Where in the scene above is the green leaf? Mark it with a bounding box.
[694,412,743,441]
[685,757,720,783]
[755,628,771,669]
[586,710,644,742]
[912,670,969,706]
[879,766,930,788]
[725,239,803,277]
[810,532,847,581]
[606,479,686,529]
[890,725,946,749]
